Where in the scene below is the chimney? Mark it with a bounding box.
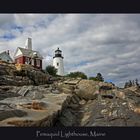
[7,50,9,55]
[25,38,32,50]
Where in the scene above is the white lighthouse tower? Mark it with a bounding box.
[53,48,64,76]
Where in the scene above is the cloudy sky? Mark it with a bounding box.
[0,14,140,87]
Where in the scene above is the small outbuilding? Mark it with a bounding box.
[0,50,13,63]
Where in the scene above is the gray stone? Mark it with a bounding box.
[0,110,27,121]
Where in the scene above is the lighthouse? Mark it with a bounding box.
[53,48,64,76]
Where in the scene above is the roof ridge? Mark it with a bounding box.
[0,51,7,55]
[18,47,37,52]
[17,47,43,59]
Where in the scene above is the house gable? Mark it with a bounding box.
[14,48,23,58]
[0,52,13,63]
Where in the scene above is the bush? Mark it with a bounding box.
[66,71,87,79]
[89,73,104,82]
[124,79,139,88]
[96,73,104,82]
[89,77,98,81]
[45,65,57,76]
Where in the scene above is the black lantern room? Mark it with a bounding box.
[53,48,64,59]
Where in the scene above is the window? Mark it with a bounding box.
[36,59,40,67]
[57,63,59,66]
[25,57,30,64]
[31,59,34,66]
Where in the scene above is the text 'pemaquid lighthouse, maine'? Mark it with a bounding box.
[53,48,64,76]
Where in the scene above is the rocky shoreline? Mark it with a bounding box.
[0,78,140,126]
[0,62,140,126]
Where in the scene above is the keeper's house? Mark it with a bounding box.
[14,38,43,69]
